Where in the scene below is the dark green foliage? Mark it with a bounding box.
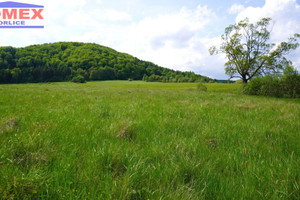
[0,42,210,84]
[143,72,212,83]
[71,75,86,83]
[243,66,300,98]
[281,65,300,98]
[243,75,282,97]
[243,77,263,95]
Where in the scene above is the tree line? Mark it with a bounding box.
[0,42,211,84]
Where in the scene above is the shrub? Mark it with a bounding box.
[281,65,300,98]
[196,83,207,92]
[71,75,86,83]
[258,75,282,97]
[243,66,300,98]
[243,77,263,95]
[243,75,282,97]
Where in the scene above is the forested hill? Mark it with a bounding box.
[0,42,212,83]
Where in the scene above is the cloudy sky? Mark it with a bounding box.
[1,0,300,79]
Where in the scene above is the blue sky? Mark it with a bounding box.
[1,0,300,79]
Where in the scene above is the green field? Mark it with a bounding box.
[0,81,299,199]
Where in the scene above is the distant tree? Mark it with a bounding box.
[0,69,12,83]
[11,68,22,83]
[73,68,88,80]
[210,18,300,83]
[281,64,300,98]
[142,74,149,82]
[72,75,86,83]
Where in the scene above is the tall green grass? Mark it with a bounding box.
[0,81,299,199]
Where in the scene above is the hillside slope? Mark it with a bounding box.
[0,42,211,83]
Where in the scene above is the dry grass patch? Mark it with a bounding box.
[236,103,257,110]
[206,138,219,150]
[178,100,188,105]
[110,156,127,179]
[0,117,19,134]
[11,147,48,167]
[117,121,135,141]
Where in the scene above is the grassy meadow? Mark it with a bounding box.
[0,81,299,199]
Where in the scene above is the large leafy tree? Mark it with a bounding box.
[210,18,300,83]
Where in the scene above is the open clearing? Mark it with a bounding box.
[0,81,299,199]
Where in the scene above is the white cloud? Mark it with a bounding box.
[236,0,300,38]
[235,0,300,71]
[0,0,131,46]
[114,5,222,77]
[100,10,132,21]
[228,4,245,14]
